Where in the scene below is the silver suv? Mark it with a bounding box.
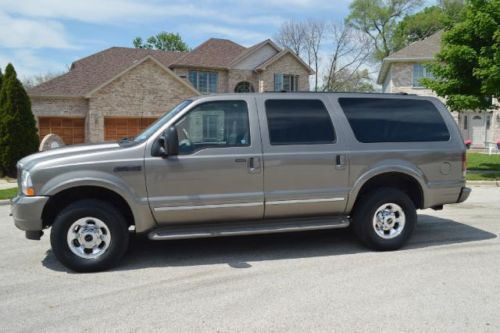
[11,93,471,272]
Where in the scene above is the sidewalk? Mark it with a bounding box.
[0,178,17,190]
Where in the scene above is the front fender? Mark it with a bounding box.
[40,170,156,232]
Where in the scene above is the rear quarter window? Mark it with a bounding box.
[338,98,450,143]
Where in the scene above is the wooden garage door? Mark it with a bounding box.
[38,117,85,145]
[104,117,157,141]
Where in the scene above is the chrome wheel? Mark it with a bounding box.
[372,203,406,240]
[66,217,111,259]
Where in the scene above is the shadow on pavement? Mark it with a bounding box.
[42,214,496,273]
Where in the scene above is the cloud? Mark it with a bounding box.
[179,24,269,45]
[0,11,74,49]
[0,49,68,79]
[0,0,284,26]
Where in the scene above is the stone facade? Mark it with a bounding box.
[87,59,196,142]
[260,53,310,92]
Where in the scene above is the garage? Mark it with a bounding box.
[38,117,85,145]
[104,117,157,141]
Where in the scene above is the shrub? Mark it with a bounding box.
[0,64,39,177]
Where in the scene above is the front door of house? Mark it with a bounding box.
[471,115,485,147]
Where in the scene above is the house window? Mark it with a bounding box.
[412,64,433,87]
[274,74,299,92]
[463,115,468,130]
[234,81,255,93]
[188,71,218,94]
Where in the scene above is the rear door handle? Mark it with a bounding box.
[335,154,346,170]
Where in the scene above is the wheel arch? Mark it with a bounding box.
[347,168,426,212]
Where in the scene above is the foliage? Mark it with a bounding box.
[393,1,465,51]
[423,0,500,111]
[0,64,39,177]
[133,32,189,52]
[22,71,65,89]
[346,0,423,61]
[323,68,375,92]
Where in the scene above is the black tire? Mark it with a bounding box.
[50,199,129,272]
[352,188,416,251]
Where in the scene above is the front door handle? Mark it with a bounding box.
[248,157,261,174]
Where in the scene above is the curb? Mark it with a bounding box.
[0,199,11,206]
[467,180,500,187]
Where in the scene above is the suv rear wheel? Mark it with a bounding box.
[353,188,416,250]
[50,199,129,272]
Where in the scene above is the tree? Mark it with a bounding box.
[22,71,65,89]
[0,64,39,177]
[392,1,465,51]
[274,20,307,56]
[133,32,189,52]
[423,0,499,111]
[0,68,3,91]
[346,0,423,61]
[304,20,326,91]
[323,23,374,92]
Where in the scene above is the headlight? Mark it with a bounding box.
[21,170,35,196]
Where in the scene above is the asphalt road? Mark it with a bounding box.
[1,185,499,332]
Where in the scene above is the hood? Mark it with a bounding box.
[18,142,122,171]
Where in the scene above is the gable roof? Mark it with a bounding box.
[377,30,443,84]
[255,49,315,75]
[29,38,313,97]
[173,38,246,69]
[85,56,200,97]
[229,39,281,67]
[29,47,185,97]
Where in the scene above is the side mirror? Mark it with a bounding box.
[164,125,179,156]
[153,126,179,157]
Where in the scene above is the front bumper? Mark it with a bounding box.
[11,195,49,238]
[457,187,471,203]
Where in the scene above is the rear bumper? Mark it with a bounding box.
[11,195,49,237]
[457,187,471,203]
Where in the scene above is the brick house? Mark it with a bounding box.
[29,39,313,144]
[377,31,500,148]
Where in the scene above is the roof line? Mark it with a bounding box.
[228,39,281,68]
[85,55,200,98]
[255,49,314,74]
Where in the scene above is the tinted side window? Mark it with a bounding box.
[175,100,250,154]
[338,98,450,143]
[265,99,335,145]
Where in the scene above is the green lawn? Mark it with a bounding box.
[0,187,17,200]
[466,173,500,181]
[467,152,500,171]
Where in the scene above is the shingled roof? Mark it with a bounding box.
[377,30,443,84]
[28,38,313,97]
[29,47,185,97]
[169,38,246,69]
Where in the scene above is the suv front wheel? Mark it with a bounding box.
[50,199,129,272]
[353,188,416,251]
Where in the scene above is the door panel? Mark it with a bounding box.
[256,97,349,218]
[145,98,264,224]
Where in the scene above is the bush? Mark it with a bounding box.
[0,64,39,177]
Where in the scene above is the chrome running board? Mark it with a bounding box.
[148,216,350,240]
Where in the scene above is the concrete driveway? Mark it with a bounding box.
[0,185,499,332]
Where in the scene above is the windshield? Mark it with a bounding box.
[131,99,193,143]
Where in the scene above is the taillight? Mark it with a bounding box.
[462,152,467,177]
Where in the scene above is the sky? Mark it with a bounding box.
[0,0,352,80]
